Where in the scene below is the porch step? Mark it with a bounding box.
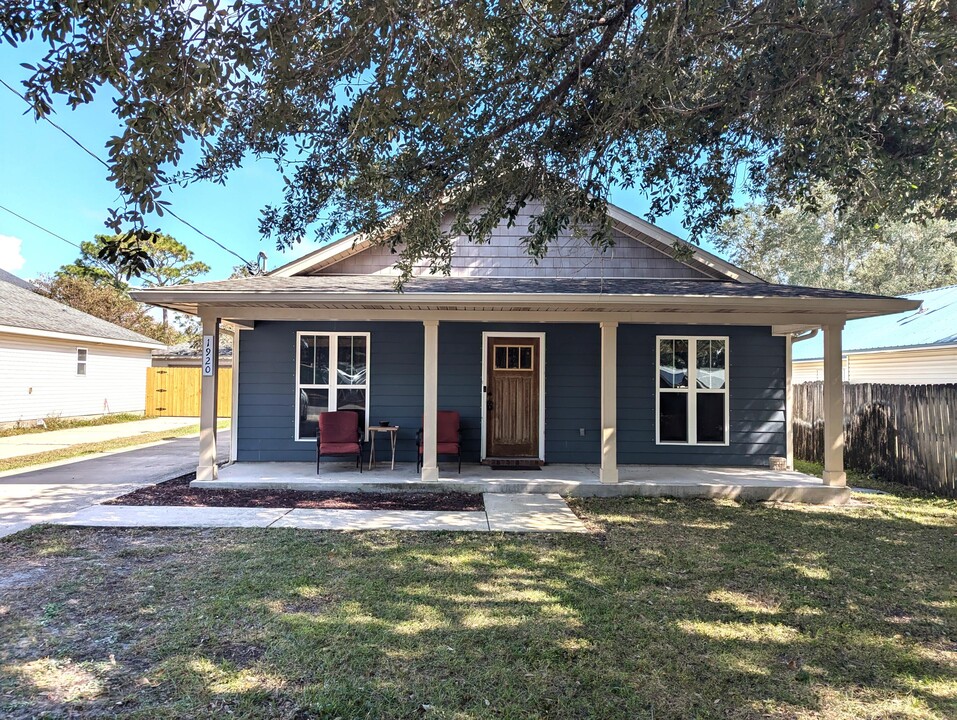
[190,476,850,505]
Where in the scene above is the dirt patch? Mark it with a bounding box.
[104,474,484,511]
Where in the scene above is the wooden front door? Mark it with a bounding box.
[485,336,541,458]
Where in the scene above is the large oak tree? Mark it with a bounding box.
[3,1,955,279]
[708,187,957,296]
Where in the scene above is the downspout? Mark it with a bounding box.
[785,329,820,470]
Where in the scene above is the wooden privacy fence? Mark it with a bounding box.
[793,382,957,497]
[146,367,232,417]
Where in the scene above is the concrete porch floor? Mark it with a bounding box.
[194,462,850,504]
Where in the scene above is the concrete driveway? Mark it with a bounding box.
[0,430,230,538]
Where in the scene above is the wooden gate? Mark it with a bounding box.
[146,367,232,417]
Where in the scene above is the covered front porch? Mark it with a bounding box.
[194,461,851,504]
[130,275,920,503]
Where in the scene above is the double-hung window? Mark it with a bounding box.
[656,336,729,445]
[296,332,370,441]
[76,348,88,376]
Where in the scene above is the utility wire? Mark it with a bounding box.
[0,78,106,169]
[1,76,256,269]
[0,202,82,249]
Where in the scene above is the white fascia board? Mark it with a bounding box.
[0,324,163,349]
[267,232,369,277]
[605,203,765,283]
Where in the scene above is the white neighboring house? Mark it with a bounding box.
[0,268,163,425]
[793,285,957,384]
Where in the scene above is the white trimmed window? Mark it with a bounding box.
[656,336,729,445]
[76,348,88,376]
[296,332,370,441]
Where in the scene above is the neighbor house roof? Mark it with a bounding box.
[0,272,163,348]
[793,285,957,360]
[132,274,920,322]
[0,267,36,291]
[154,339,233,358]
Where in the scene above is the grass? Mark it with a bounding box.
[0,488,954,719]
[795,459,951,499]
[0,413,150,438]
[0,420,230,474]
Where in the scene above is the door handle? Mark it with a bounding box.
[487,397,494,412]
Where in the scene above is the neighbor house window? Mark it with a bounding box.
[656,336,728,445]
[296,332,369,441]
[76,348,88,376]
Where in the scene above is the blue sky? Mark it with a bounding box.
[0,44,731,282]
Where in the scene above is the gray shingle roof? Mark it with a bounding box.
[0,267,36,291]
[0,273,163,346]
[138,274,901,301]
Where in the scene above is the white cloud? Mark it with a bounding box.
[0,234,26,272]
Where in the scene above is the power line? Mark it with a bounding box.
[1,76,256,269]
[0,78,106,169]
[0,202,82,249]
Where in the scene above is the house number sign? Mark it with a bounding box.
[202,335,215,377]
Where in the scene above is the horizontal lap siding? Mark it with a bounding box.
[618,325,786,466]
[237,321,423,462]
[237,321,784,467]
[437,323,600,463]
[0,333,151,423]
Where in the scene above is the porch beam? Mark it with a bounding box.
[822,322,846,486]
[197,313,220,481]
[421,320,439,481]
[206,307,851,327]
[600,321,619,484]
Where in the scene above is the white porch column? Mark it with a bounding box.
[822,322,846,486]
[197,313,220,481]
[228,326,240,463]
[421,320,439,481]
[600,321,619,484]
[785,334,794,471]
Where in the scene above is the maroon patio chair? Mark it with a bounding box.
[317,411,363,474]
[416,410,462,473]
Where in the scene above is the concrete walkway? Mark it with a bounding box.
[50,493,589,534]
[0,431,230,539]
[0,416,200,460]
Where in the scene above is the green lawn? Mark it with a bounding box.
[0,488,954,719]
[0,412,149,438]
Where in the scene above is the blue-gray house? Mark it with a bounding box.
[134,202,917,495]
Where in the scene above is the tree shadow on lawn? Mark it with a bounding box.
[0,494,954,719]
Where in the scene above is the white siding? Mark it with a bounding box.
[0,332,153,423]
[315,204,708,279]
[792,347,957,385]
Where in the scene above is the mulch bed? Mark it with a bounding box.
[104,473,484,511]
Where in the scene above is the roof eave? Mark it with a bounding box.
[131,288,920,321]
[0,323,164,349]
